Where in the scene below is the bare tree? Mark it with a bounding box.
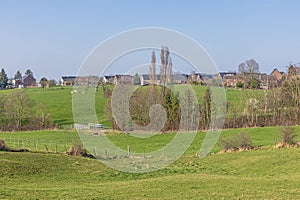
[167,58,173,84]
[287,64,300,77]
[281,64,300,124]
[39,77,48,91]
[160,46,172,97]
[34,103,53,128]
[238,59,259,89]
[149,51,156,85]
[160,46,166,88]
[48,79,57,87]
[4,91,33,129]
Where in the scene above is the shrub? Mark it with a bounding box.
[219,137,238,151]
[237,133,253,149]
[250,80,260,89]
[0,139,9,151]
[65,143,94,158]
[280,126,297,145]
[236,82,243,88]
[219,132,253,152]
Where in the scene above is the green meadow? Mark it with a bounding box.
[0,147,299,199]
[0,86,299,199]
[0,85,265,128]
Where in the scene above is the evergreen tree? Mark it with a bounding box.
[14,70,22,80]
[0,68,8,89]
[133,73,141,85]
[25,69,33,77]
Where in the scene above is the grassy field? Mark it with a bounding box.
[0,87,299,199]
[0,85,265,128]
[0,147,299,199]
[1,126,299,154]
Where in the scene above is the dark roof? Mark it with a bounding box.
[219,72,237,79]
[141,74,187,81]
[23,75,36,81]
[172,74,188,81]
[61,76,77,81]
[199,74,215,79]
[141,74,161,80]
[270,68,285,75]
[104,75,114,79]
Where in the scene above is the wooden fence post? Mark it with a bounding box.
[35,141,38,151]
[94,146,97,157]
[127,145,130,157]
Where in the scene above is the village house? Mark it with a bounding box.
[77,76,99,86]
[172,74,188,84]
[219,72,237,87]
[61,76,77,86]
[140,74,153,86]
[140,74,188,86]
[113,75,134,85]
[103,75,115,84]
[13,79,23,88]
[188,72,202,84]
[61,76,99,86]
[23,75,36,88]
[270,68,286,81]
[222,68,285,89]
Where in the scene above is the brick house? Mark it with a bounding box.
[270,68,285,81]
[61,76,77,86]
[23,75,36,88]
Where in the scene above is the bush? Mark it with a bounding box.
[219,132,253,152]
[236,82,243,88]
[280,126,297,145]
[65,143,94,158]
[0,139,9,151]
[219,137,238,151]
[250,80,260,89]
[238,133,253,149]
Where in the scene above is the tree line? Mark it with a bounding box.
[0,91,53,131]
[224,63,300,128]
[101,53,300,131]
[102,47,209,131]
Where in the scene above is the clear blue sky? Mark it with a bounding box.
[1,0,300,80]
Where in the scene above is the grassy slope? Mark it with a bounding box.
[0,86,265,128]
[0,147,299,199]
[0,87,299,199]
[0,86,109,126]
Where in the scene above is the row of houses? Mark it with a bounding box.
[219,68,285,89]
[7,75,37,88]
[61,74,189,87]
[60,68,286,89]
[101,74,188,85]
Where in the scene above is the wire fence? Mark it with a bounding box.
[1,136,73,153]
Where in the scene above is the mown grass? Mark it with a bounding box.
[0,147,299,199]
